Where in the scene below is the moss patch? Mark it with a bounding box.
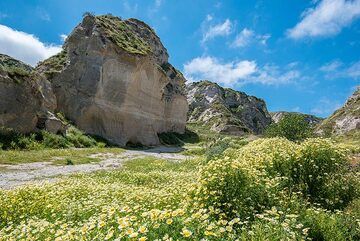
[0,54,32,83]
[36,51,68,79]
[95,15,151,55]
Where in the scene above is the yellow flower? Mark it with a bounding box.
[166,219,173,225]
[138,237,147,241]
[129,232,139,238]
[139,226,148,234]
[181,228,192,238]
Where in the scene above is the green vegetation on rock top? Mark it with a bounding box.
[95,15,151,55]
[36,51,68,79]
[0,54,32,83]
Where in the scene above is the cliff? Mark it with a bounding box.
[186,80,272,135]
[317,86,360,135]
[36,14,188,146]
[0,54,63,134]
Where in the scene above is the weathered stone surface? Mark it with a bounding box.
[271,111,323,126]
[317,86,360,135]
[37,14,188,146]
[186,80,272,135]
[0,54,57,133]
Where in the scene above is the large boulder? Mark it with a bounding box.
[317,86,360,135]
[37,14,188,146]
[0,54,62,133]
[186,80,272,135]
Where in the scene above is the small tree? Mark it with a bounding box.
[265,113,313,141]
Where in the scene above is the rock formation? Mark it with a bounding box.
[186,80,272,135]
[0,54,64,134]
[271,111,323,126]
[36,14,188,146]
[317,86,360,135]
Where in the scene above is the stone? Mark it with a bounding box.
[37,14,188,146]
[0,54,57,133]
[186,80,272,134]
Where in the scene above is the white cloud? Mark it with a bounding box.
[320,60,343,72]
[231,28,271,48]
[287,0,360,39]
[202,19,233,43]
[184,56,256,86]
[320,60,360,79]
[347,61,360,78]
[232,28,254,47]
[253,64,300,85]
[183,56,300,87]
[0,24,62,66]
[60,34,67,42]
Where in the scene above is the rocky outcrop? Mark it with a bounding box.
[187,80,272,135]
[37,14,188,146]
[271,111,323,126]
[317,86,360,135]
[0,54,64,134]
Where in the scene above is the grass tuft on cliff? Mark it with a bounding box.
[36,51,69,79]
[0,54,32,83]
[95,15,151,55]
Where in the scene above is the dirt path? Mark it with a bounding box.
[0,146,189,189]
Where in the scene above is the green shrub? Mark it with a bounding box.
[158,129,199,146]
[205,137,248,161]
[65,127,98,148]
[265,113,313,141]
[0,128,41,150]
[271,139,358,210]
[192,138,359,222]
[41,131,70,149]
[0,126,106,150]
[300,208,360,241]
[66,159,74,165]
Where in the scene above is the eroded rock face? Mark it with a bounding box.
[0,54,59,133]
[187,80,272,135]
[37,14,188,146]
[317,86,360,135]
[271,112,323,126]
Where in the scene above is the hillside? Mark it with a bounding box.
[187,80,272,135]
[271,111,323,126]
[317,86,360,135]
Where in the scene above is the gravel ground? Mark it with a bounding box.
[0,146,189,189]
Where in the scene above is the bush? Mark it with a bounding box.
[158,129,199,146]
[0,128,41,150]
[65,127,99,148]
[0,126,105,150]
[192,138,359,221]
[265,113,313,141]
[205,137,248,161]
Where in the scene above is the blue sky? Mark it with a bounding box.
[0,0,359,117]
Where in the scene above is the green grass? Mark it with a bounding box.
[0,148,124,165]
[96,15,151,55]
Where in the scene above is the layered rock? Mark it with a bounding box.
[37,14,188,146]
[187,80,272,135]
[317,86,360,135]
[271,111,323,126]
[0,54,62,133]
